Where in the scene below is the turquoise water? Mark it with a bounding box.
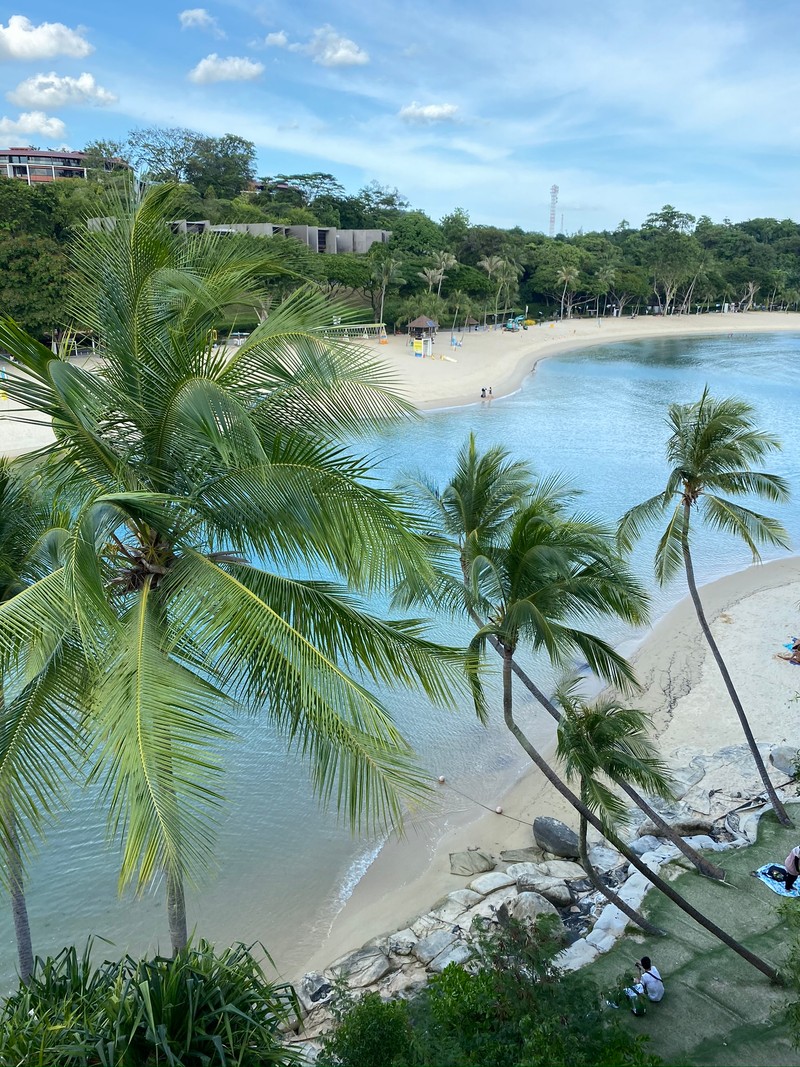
[2,331,799,987]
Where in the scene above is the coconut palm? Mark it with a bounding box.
[478,255,505,326]
[372,254,403,326]
[557,265,580,320]
[432,251,457,299]
[555,677,675,901]
[0,187,465,954]
[418,267,443,294]
[618,390,792,826]
[0,462,84,982]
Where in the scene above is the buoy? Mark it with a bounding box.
[495,806,503,815]
[438,775,446,784]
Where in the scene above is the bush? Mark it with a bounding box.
[318,919,659,1067]
[0,939,298,1066]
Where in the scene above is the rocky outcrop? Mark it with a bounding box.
[770,744,799,777]
[533,816,580,858]
[449,848,495,875]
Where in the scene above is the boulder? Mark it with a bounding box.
[468,871,516,896]
[297,972,335,1013]
[593,905,630,937]
[770,744,800,777]
[500,847,543,864]
[413,929,457,966]
[506,861,544,881]
[428,940,472,973]
[411,912,448,938]
[388,928,418,956]
[329,946,393,988]
[430,889,483,924]
[503,890,560,925]
[555,938,599,972]
[682,834,726,852]
[587,845,622,872]
[462,886,519,929]
[516,873,572,907]
[449,849,495,876]
[585,928,616,953]
[533,816,580,858]
[537,859,587,880]
[616,872,651,910]
[380,964,427,998]
[628,834,662,856]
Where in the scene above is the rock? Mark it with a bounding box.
[585,928,616,953]
[588,845,623,872]
[533,816,580,858]
[411,912,448,938]
[616,872,651,910]
[555,938,599,972]
[449,849,495,876]
[413,929,457,965]
[629,833,662,856]
[506,861,544,881]
[429,940,472,973]
[682,834,724,852]
[500,847,543,864]
[593,905,630,937]
[329,946,393,988]
[670,763,706,799]
[504,890,560,925]
[380,964,427,997]
[388,928,418,956]
[462,886,519,929]
[468,871,516,895]
[297,973,335,1013]
[430,889,483,924]
[516,873,572,907]
[770,744,800,777]
[538,859,587,880]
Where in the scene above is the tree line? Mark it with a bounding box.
[2,126,800,341]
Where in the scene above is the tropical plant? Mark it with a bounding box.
[372,253,403,326]
[0,461,83,983]
[618,390,792,825]
[0,938,298,1065]
[432,250,457,298]
[478,255,505,325]
[417,266,443,293]
[557,264,580,319]
[0,186,466,955]
[401,435,725,880]
[555,676,676,903]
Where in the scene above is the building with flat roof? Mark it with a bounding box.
[1,147,130,184]
[89,217,391,254]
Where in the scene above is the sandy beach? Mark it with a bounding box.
[2,310,799,984]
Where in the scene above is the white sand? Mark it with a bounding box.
[3,312,799,981]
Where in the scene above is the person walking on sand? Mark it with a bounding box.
[785,845,800,891]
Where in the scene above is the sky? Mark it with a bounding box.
[0,1,798,233]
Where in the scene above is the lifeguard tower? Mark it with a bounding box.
[407,315,438,358]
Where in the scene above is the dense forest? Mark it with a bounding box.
[2,125,800,339]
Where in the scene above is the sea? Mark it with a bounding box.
[2,329,799,988]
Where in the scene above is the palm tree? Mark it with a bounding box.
[0,462,83,982]
[618,390,792,826]
[0,187,465,954]
[478,255,505,326]
[555,677,675,907]
[400,435,726,879]
[418,267,443,294]
[372,254,403,326]
[432,251,457,299]
[557,265,580,320]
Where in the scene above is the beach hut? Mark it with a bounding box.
[464,316,480,332]
[407,315,438,341]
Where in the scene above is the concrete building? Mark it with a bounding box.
[1,147,130,184]
[165,220,391,254]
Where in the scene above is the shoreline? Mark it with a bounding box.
[297,554,800,981]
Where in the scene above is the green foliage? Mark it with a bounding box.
[0,939,298,1066]
[319,920,660,1067]
[0,233,69,338]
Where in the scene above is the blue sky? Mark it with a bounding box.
[1,1,798,232]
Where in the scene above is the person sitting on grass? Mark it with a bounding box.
[635,957,665,1002]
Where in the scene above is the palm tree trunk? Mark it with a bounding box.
[166,868,188,954]
[4,808,34,983]
[577,806,663,936]
[476,618,725,880]
[500,647,779,981]
[681,505,792,827]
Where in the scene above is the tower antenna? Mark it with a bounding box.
[548,184,559,238]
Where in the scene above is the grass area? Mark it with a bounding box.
[586,810,799,1066]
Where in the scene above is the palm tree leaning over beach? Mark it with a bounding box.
[554,676,676,908]
[0,186,466,955]
[401,435,725,880]
[618,389,792,827]
[0,463,84,982]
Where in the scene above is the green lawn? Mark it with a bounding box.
[586,810,799,1066]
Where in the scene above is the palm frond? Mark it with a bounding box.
[701,496,791,556]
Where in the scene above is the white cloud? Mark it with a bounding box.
[0,15,92,60]
[265,31,288,48]
[293,26,369,67]
[0,110,66,139]
[188,54,264,84]
[179,9,223,37]
[8,72,116,109]
[399,101,459,124]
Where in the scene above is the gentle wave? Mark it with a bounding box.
[334,837,388,907]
